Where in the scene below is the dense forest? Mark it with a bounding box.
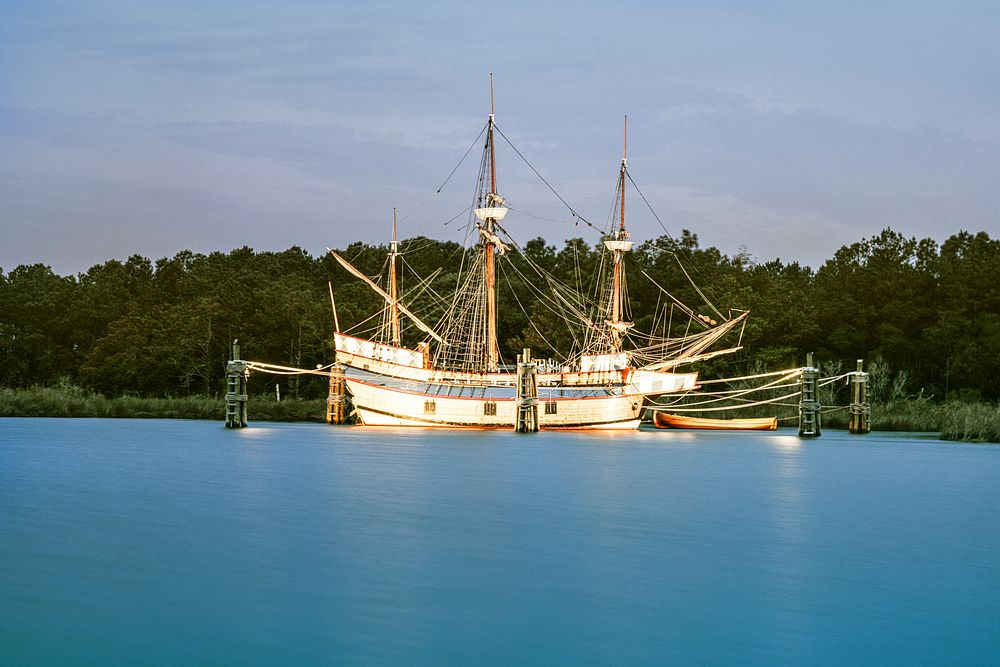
[1,227,998,402]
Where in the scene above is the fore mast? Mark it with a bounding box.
[474,74,509,372]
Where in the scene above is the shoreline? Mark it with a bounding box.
[2,387,997,442]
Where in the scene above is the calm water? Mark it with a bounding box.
[1,419,997,664]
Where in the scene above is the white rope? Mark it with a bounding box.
[697,367,805,385]
[245,361,338,377]
[818,372,851,387]
[649,389,802,413]
[650,369,802,408]
[666,380,803,400]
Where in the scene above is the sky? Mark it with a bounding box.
[1,0,998,275]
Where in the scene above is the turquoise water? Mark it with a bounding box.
[1,419,997,664]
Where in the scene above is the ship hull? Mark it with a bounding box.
[345,373,643,430]
[334,333,692,431]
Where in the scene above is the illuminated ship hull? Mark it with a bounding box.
[336,334,697,430]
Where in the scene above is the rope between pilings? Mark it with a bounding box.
[244,361,339,377]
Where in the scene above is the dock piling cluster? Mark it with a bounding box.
[225,339,248,428]
[848,359,871,434]
[798,352,821,438]
[326,365,347,424]
[515,348,539,432]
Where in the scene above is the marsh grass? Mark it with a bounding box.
[871,399,945,433]
[0,386,326,422]
[937,402,1000,443]
[827,399,998,442]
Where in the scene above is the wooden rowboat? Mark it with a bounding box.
[653,412,778,431]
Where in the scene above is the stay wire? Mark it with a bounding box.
[493,124,602,234]
[436,123,488,193]
[625,169,716,282]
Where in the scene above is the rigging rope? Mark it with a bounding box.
[436,123,488,193]
[493,124,602,234]
[625,169,675,242]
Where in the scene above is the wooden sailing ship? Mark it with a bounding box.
[329,84,747,429]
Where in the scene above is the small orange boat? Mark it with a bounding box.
[653,412,778,431]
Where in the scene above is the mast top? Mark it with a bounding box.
[489,72,495,121]
[391,207,398,249]
[617,115,629,236]
[622,114,628,167]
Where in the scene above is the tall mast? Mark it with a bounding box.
[605,114,633,354]
[486,75,498,371]
[474,73,507,372]
[389,208,401,347]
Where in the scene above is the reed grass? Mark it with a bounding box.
[827,400,998,442]
[0,386,326,422]
[937,402,1000,443]
[870,400,945,433]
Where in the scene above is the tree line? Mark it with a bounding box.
[1,228,997,401]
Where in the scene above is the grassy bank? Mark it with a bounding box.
[863,399,999,442]
[818,400,999,442]
[0,387,327,422]
[936,402,1000,443]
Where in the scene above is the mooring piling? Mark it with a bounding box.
[849,358,871,434]
[225,339,248,428]
[798,352,821,438]
[515,347,539,432]
[326,365,347,424]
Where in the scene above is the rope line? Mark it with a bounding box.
[698,368,805,385]
[648,389,803,413]
[436,123,487,193]
[245,361,338,377]
[493,124,602,234]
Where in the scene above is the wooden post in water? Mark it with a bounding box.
[225,339,248,428]
[326,365,347,424]
[849,358,870,434]
[515,348,539,432]
[798,352,821,438]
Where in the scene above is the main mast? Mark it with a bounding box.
[604,115,634,354]
[389,208,401,347]
[474,74,508,372]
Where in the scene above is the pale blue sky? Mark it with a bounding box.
[1,0,997,274]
